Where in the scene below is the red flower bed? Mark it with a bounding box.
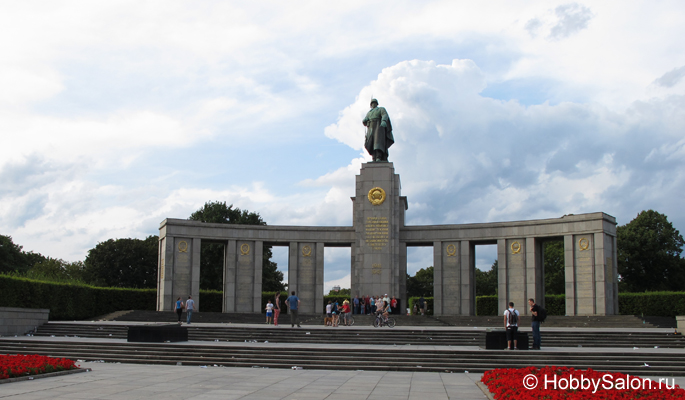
[1,354,79,380]
[481,366,685,399]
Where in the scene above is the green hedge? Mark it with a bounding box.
[619,292,685,317]
[407,297,433,315]
[474,293,685,317]
[5,275,684,319]
[0,275,156,320]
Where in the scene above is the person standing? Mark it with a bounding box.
[265,300,274,324]
[285,291,301,328]
[353,296,360,315]
[185,295,195,325]
[504,302,519,350]
[360,297,366,317]
[174,297,184,324]
[390,296,398,315]
[529,298,541,350]
[273,292,281,327]
[418,296,426,315]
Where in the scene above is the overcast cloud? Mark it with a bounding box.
[2,1,684,292]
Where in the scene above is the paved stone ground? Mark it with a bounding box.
[0,363,488,400]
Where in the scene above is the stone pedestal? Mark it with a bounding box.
[351,162,407,300]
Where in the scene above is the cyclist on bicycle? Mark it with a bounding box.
[380,300,391,322]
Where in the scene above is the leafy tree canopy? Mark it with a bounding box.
[189,201,286,292]
[618,210,685,292]
[407,266,433,298]
[0,235,46,274]
[544,241,565,295]
[476,260,498,296]
[83,236,158,288]
[328,288,351,296]
[28,258,86,283]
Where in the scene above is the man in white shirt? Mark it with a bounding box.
[185,296,196,325]
[503,301,519,350]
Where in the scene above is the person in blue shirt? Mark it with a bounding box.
[285,291,301,328]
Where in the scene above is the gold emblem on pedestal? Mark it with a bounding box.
[511,241,522,254]
[446,244,457,257]
[367,187,386,206]
[240,243,250,255]
[178,241,188,253]
[302,245,312,257]
[579,237,590,251]
[371,263,382,275]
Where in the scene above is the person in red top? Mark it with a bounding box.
[390,296,398,315]
[341,300,352,326]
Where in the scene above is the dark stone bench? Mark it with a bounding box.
[127,325,188,342]
[483,329,529,350]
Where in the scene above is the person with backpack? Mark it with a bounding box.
[503,302,519,350]
[529,298,545,350]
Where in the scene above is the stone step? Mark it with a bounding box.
[32,323,685,348]
[1,339,683,375]
[97,310,676,328]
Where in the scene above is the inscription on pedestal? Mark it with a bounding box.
[366,216,389,250]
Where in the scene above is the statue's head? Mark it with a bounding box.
[370,98,378,107]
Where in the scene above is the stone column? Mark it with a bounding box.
[191,239,201,311]
[288,242,298,296]
[315,242,325,314]
[223,240,237,312]
[565,234,601,315]
[498,238,527,315]
[171,238,190,306]
[433,242,444,316]
[564,235,576,316]
[399,242,407,309]
[235,240,257,312]
[352,162,403,300]
[460,240,475,316]
[252,241,263,313]
[157,236,173,311]
[435,241,462,316]
[562,232,618,316]
[287,242,319,314]
[525,237,544,314]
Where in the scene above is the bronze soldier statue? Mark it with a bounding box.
[362,99,394,162]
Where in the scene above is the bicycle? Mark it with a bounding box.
[340,313,355,326]
[373,313,395,328]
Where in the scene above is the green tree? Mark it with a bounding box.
[27,258,86,283]
[407,266,433,297]
[618,210,685,292]
[328,288,351,296]
[475,260,498,296]
[189,201,286,292]
[0,235,46,274]
[543,241,565,295]
[83,236,158,288]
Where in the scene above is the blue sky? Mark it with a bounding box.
[2,1,685,293]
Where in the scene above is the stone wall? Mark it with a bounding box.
[0,307,49,336]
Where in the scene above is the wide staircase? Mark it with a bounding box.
[94,310,677,328]
[2,336,684,376]
[31,321,685,349]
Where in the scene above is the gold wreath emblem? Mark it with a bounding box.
[302,245,312,257]
[240,243,250,255]
[367,187,386,206]
[446,244,457,257]
[178,241,188,253]
[511,241,521,254]
[579,237,590,251]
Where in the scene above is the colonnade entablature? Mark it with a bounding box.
[157,163,618,317]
